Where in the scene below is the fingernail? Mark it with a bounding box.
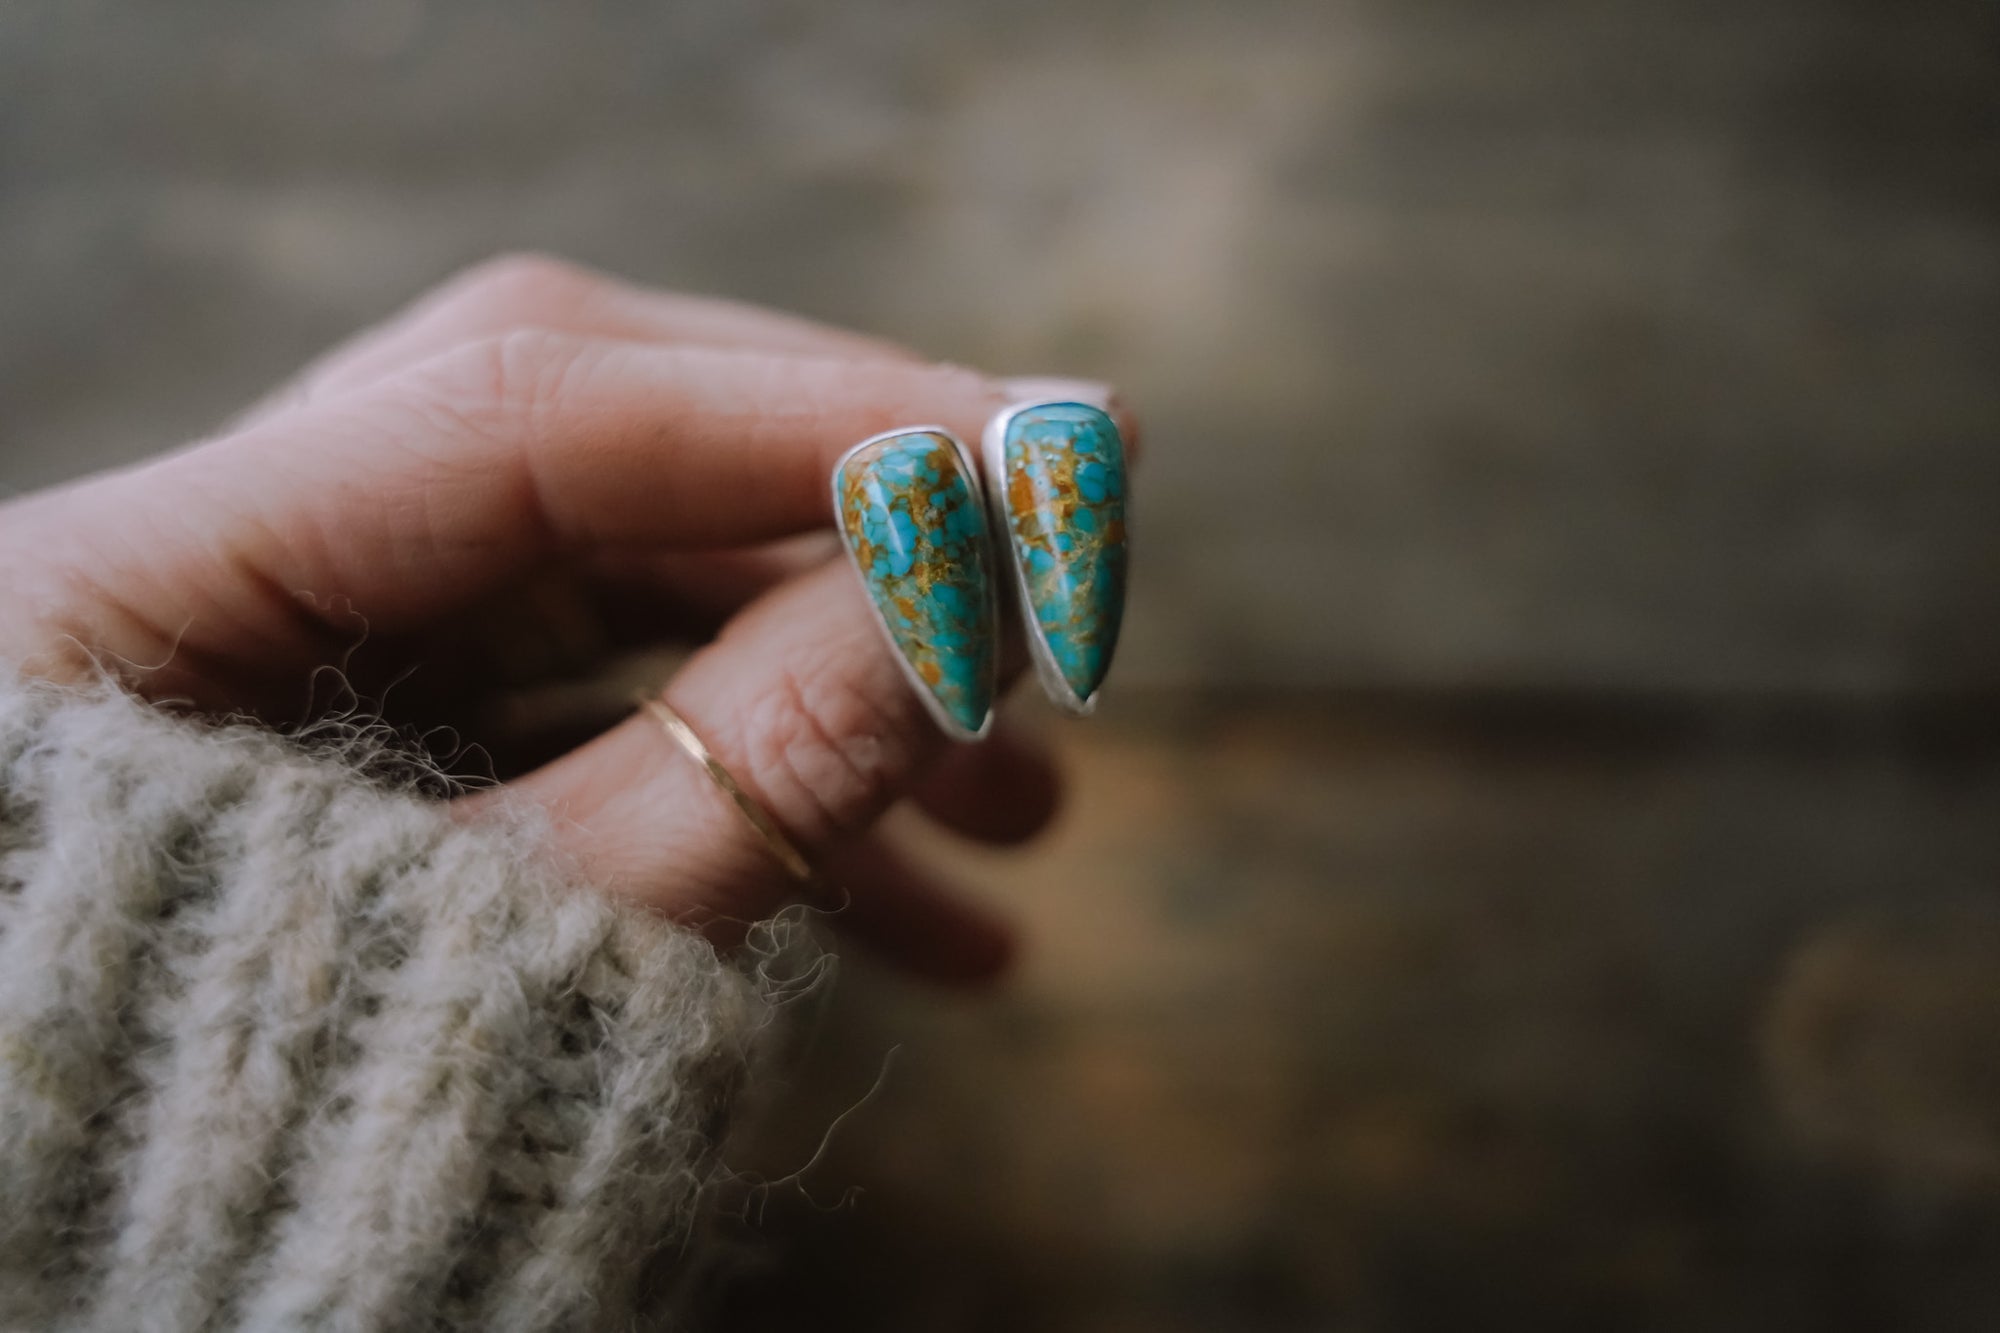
[999,376,1115,409]
[981,401,1129,715]
[832,429,998,741]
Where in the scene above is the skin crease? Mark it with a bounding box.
[0,254,1139,987]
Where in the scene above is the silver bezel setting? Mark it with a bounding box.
[980,396,1129,718]
[830,425,997,744]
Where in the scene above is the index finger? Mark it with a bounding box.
[246,254,925,426]
[140,336,1118,635]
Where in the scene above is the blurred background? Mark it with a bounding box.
[6,1,2000,1327]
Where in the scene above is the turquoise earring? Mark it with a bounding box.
[831,427,999,742]
[981,398,1130,715]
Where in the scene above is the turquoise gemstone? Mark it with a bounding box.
[835,431,997,735]
[1000,403,1128,703]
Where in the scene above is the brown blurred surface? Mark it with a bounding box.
[5,1,2000,1328]
[714,697,2000,1331]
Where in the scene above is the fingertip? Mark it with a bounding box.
[822,840,1023,988]
[913,721,1065,847]
[906,901,1020,988]
[945,914,1021,987]
[1107,392,1144,468]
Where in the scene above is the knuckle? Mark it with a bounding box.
[440,251,600,324]
[417,328,594,429]
[490,327,593,420]
[738,660,910,842]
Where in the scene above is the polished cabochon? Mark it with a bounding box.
[831,427,999,741]
[982,400,1130,714]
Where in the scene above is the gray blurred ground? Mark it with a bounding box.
[5,1,2000,1329]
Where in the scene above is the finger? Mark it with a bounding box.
[815,837,1017,986]
[443,530,965,783]
[117,338,1099,647]
[470,540,1045,793]
[356,534,845,777]
[497,556,1008,931]
[909,720,1063,847]
[248,254,923,423]
[581,532,843,648]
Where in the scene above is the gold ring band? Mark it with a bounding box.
[640,696,814,885]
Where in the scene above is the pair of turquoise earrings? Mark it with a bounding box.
[831,394,1130,742]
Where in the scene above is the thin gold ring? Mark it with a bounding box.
[640,696,814,885]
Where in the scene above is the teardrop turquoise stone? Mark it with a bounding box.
[1000,403,1129,702]
[835,432,997,734]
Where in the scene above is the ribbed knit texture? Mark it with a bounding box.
[0,675,799,1332]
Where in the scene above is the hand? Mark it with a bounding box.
[0,254,1137,985]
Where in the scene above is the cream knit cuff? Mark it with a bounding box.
[0,675,803,1331]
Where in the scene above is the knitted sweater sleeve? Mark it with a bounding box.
[0,675,793,1332]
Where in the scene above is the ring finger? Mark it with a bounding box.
[496,554,1026,959]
